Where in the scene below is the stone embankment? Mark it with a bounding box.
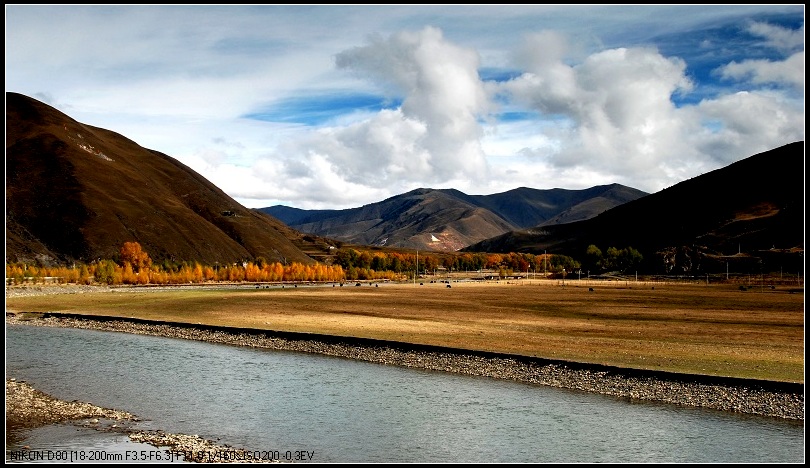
[6,313,804,421]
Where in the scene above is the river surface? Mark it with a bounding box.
[5,324,805,463]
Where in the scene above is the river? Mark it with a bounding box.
[5,324,804,463]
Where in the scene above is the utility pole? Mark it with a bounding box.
[415,250,418,286]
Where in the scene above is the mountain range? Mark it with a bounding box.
[5,91,804,274]
[260,185,648,252]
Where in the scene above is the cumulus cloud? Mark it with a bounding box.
[209,26,498,208]
[301,110,431,185]
[687,91,805,164]
[489,28,804,193]
[320,26,491,186]
[251,153,394,208]
[498,35,695,186]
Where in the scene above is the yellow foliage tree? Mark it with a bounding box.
[120,241,152,272]
[121,263,138,284]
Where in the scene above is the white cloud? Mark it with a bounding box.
[715,21,804,92]
[302,109,432,185]
[688,91,805,164]
[746,20,805,52]
[716,51,804,91]
[248,26,493,194]
[498,38,696,190]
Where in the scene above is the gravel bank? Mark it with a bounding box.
[4,283,244,298]
[6,312,804,421]
[6,378,138,436]
[5,284,115,298]
[5,379,278,463]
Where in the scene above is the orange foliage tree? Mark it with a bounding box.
[119,241,153,272]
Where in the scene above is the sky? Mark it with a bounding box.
[5,5,805,210]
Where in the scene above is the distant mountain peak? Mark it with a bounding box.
[260,184,648,252]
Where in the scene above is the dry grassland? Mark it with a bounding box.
[5,280,804,383]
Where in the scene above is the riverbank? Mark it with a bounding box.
[6,378,279,463]
[6,312,804,421]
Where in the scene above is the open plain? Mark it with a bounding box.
[5,279,804,383]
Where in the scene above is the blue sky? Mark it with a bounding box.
[5,5,804,209]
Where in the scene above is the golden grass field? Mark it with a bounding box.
[5,280,804,383]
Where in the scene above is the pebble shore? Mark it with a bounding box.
[5,378,278,463]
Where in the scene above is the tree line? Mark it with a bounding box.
[6,241,643,286]
[332,248,583,278]
[6,242,348,285]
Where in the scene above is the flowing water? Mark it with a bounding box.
[5,324,804,463]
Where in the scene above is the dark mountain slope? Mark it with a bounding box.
[464,184,648,228]
[6,91,333,266]
[464,141,804,273]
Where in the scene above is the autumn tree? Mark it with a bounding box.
[78,264,92,284]
[422,254,439,273]
[92,260,117,284]
[120,241,152,272]
[121,263,138,284]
